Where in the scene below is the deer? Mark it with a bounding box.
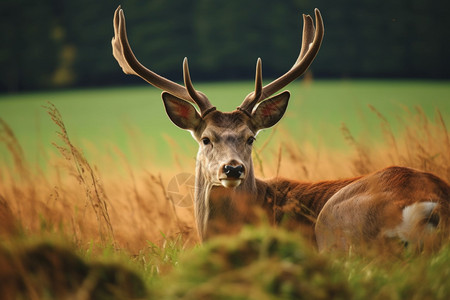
[112,6,450,252]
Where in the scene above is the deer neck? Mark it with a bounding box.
[194,159,258,241]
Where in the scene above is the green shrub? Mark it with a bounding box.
[156,226,351,300]
[0,242,147,300]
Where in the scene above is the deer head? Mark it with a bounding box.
[112,6,324,238]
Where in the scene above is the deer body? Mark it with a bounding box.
[112,6,450,251]
[315,166,449,251]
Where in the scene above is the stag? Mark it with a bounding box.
[112,6,449,251]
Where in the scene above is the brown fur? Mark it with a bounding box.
[200,165,450,252]
[185,109,450,252]
[315,166,450,251]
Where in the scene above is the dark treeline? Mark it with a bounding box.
[1,0,449,92]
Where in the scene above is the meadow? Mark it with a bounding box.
[0,80,450,299]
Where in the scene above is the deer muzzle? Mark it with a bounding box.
[219,164,245,188]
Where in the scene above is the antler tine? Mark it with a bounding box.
[112,6,213,112]
[297,12,316,64]
[238,58,263,114]
[239,9,324,115]
[254,58,263,101]
[183,58,215,115]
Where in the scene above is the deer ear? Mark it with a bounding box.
[251,91,290,130]
[162,92,202,131]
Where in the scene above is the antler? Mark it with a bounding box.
[111,6,215,116]
[239,9,324,114]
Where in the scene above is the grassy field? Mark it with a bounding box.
[0,80,449,168]
[1,79,450,299]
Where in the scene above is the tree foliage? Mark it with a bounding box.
[0,0,449,92]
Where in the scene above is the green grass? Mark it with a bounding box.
[3,226,449,299]
[1,80,449,169]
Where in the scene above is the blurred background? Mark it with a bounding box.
[1,0,449,93]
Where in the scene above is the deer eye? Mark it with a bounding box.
[202,137,211,145]
[247,137,256,145]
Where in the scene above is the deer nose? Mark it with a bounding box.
[223,164,244,179]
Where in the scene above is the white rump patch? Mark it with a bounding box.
[384,202,438,242]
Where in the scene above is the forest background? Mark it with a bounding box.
[1,0,449,93]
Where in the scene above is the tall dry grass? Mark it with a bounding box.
[261,106,450,184]
[0,103,197,253]
[0,104,449,255]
